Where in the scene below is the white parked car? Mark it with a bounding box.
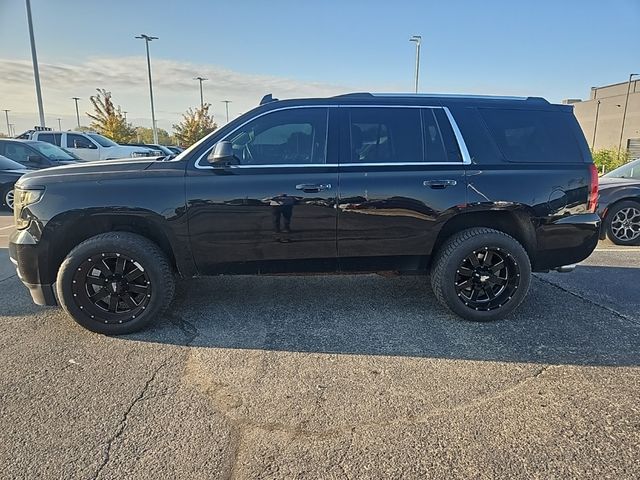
[17,130,159,161]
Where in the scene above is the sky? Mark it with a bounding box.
[0,0,638,136]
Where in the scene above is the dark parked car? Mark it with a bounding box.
[597,160,640,245]
[0,139,80,169]
[9,93,600,334]
[0,155,31,210]
[122,143,172,156]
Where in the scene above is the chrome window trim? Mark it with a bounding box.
[194,104,471,169]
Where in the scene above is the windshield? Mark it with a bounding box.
[87,133,119,147]
[0,154,26,170]
[604,158,640,180]
[30,142,77,161]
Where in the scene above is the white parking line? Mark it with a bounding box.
[594,248,640,252]
[0,225,14,231]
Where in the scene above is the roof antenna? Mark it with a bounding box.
[260,94,279,105]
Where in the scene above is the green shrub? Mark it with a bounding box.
[591,148,630,174]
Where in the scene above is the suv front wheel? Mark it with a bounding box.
[57,232,175,334]
[430,228,531,321]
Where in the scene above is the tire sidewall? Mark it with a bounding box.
[438,232,531,321]
[57,234,172,334]
[606,201,640,246]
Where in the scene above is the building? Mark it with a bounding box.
[565,78,640,157]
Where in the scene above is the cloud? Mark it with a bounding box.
[0,56,350,133]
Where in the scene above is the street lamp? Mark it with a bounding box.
[135,34,159,144]
[72,97,81,128]
[221,100,231,123]
[617,73,639,159]
[25,0,45,127]
[123,111,128,122]
[3,110,10,136]
[409,35,422,93]
[57,118,62,130]
[194,77,207,108]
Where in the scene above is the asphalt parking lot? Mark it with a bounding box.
[0,211,638,479]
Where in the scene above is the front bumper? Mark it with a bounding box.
[533,213,601,272]
[8,229,58,306]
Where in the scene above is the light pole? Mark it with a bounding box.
[409,35,422,93]
[26,0,45,127]
[57,118,62,130]
[194,77,207,108]
[9,124,15,137]
[617,73,639,159]
[3,110,10,136]
[221,100,231,123]
[591,100,601,150]
[72,97,80,128]
[135,34,159,144]
[123,111,128,122]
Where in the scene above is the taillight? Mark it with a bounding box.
[587,163,599,213]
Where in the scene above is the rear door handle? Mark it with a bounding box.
[295,183,332,193]
[423,179,457,189]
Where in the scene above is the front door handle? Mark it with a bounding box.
[295,183,332,193]
[423,179,457,189]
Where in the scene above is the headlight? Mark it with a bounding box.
[131,151,147,158]
[14,187,44,229]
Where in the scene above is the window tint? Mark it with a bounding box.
[67,134,95,149]
[480,108,582,163]
[2,142,31,163]
[228,108,328,165]
[37,133,62,146]
[349,108,422,163]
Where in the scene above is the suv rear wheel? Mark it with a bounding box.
[430,228,531,321]
[57,232,175,334]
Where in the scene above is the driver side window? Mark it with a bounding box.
[228,108,328,165]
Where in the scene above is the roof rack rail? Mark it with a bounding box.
[369,93,547,102]
[332,92,374,99]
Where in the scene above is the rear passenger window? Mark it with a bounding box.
[349,108,422,163]
[480,108,582,163]
[38,133,62,146]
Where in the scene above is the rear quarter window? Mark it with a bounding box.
[480,108,583,163]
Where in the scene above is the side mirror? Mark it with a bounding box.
[207,141,237,166]
[27,155,48,165]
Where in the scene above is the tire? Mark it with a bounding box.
[430,228,531,322]
[2,187,14,211]
[57,232,175,334]
[605,200,640,246]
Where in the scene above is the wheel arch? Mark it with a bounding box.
[42,211,191,284]
[432,207,537,266]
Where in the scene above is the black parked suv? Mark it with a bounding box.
[9,93,600,334]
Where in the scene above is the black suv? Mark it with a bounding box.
[9,93,600,334]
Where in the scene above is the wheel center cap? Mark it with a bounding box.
[479,275,490,283]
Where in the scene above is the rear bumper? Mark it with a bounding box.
[533,213,600,272]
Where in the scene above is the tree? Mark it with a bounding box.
[173,103,217,147]
[133,126,174,145]
[87,88,135,143]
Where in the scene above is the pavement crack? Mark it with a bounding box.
[92,359,168,480]
[167,312,200,345]
[0,274,16,283]
[535,275,640,326]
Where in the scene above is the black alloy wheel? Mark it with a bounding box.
[454,247,520,311]
[71,253,152,325]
